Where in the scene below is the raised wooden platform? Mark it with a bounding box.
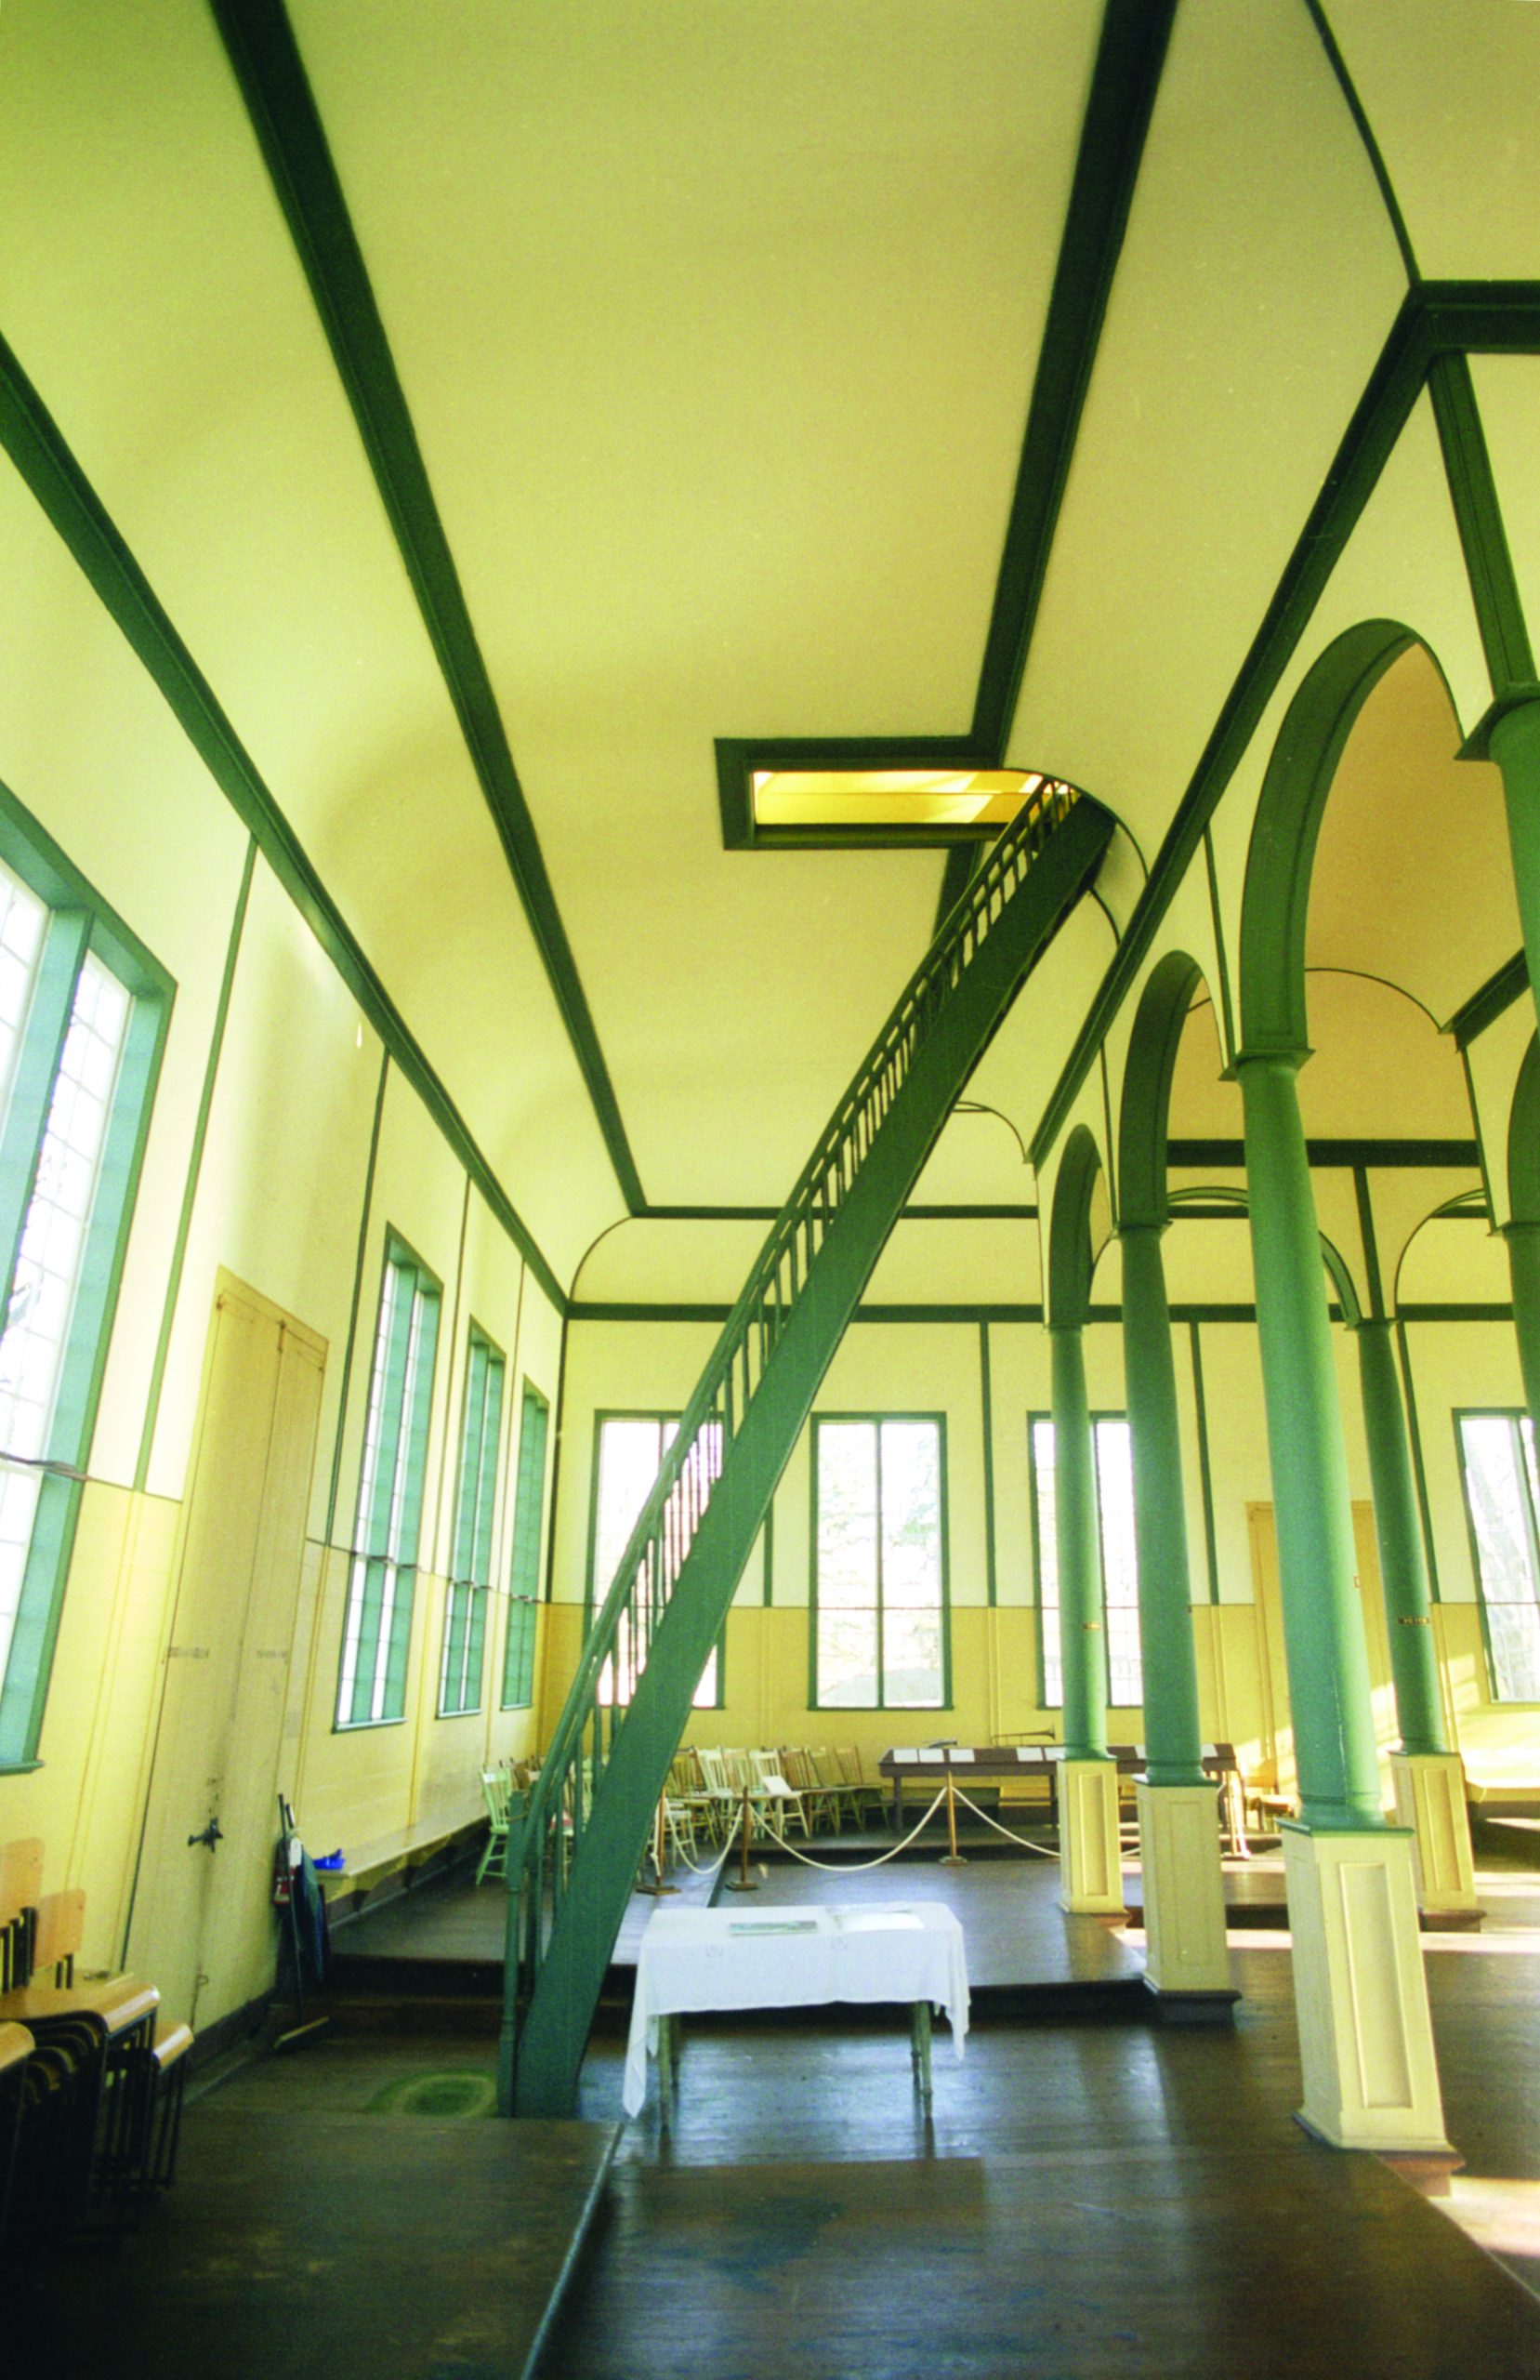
[18,2085,618,2380]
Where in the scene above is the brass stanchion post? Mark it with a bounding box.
[725,1783,759,1892]
[941,1758,967,1868]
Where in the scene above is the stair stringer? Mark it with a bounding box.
[511,795,1112,2114]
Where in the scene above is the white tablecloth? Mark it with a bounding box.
[623,1900,969,2115]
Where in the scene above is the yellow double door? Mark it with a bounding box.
[129,1273,325,2030]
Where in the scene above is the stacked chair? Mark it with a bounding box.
[0,1837,191,2254]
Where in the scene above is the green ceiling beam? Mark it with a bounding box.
[211,0,646,1213]
[0,324,568,1316]
[716,0,1176,851]
[968,0,1176,754]
[1448,949,1527,1050]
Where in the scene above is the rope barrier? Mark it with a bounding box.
[743,1785,950,1872]
[952,1783,1060,1859]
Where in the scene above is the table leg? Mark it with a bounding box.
[656,2012,675,2097]
[910,1999,932,2111]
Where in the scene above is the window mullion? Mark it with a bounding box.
[0,910,88,1328]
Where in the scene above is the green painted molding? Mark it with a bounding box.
[210,0,644,1214]
[1394,1314,1441,1606]
[636,1202,1040,1223]
[1428,351,1536,694]
[1302,1,1419,284]
[979,1321,997,1610]
[133,835,257,1493]
[0,324,567,1314]
[324,1049,391,1544]
[967,0,1176,753]
[715,0,1175,851]
[1046,1123,1103,1328]
[1187,1320,1220,1606]
[1167,1136,1481,1170]
[1448,950,1527,1049]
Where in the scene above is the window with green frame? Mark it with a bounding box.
[336,1235,441,1727]
[587,1413,723,1709]
[501,1380,549,1711]
[440,1324,505,1717]
[1455,1408,1540,1702]
[0,800,169,1771]
[812,1416,948,1710]
[1028,1413,1142,1709]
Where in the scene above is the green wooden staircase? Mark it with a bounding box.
[501,782,1113,2115]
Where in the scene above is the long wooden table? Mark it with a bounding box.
[878,1743,1250,1856]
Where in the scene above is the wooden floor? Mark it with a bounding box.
[17,2063,618,2380]
[18,1836,1534,2379]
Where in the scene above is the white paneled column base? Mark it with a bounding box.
[1390,1752,1480,1915]
[1136,1781,1234,2000]
[1058,1759,1124,1913]
[1282,1823,1451,2152]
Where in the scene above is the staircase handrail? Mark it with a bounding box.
[520,777,1080,1859]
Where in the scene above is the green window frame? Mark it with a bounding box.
[501,1379,549,1711]
[336,1233,441,1728]
[440,1323,505,1717]
[1454,1408,1540,1704]
[586,1411,724,1711]
[810,1414,950,1711]
[0,785,170,1772]
[1028,1411,1143,1711]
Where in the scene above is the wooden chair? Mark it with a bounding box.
[746,1749,809,1839]
[0,1836,43,1989]
[782,1747,844,1832]
[833,1745,884,1824]
[476,1765,516,1886]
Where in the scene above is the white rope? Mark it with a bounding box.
[952,1783,1060,1859]
[744,1784,950,1872]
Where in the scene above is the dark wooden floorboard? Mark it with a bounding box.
[20,2098,619,2380]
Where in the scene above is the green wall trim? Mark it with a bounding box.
[1449,950,1527,1049]
[210,0,644,1215]
[979,1321,997,1610]
[133,835,257,1494]
[323,1049,390,1545]
[1394,1314,1441,1606]
[1168,1137,1481,1170]
[1353,1163,1386,1322]
[0,324,568,1315]
[1302,0,1419,284]
[1202,830,1238,1066]
[637,1203,1039,1223]
[1427,350,1537,694]
[1187,1319,1220,1606]
[1398,1302,1515,1323]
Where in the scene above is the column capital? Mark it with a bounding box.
[1456,683,1540,763]
[1117,1214,1167,1240]
[1227,1042,1310,1080]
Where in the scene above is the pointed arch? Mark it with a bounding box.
[1238,620,1426,1054]
[1117,949,1207,1229]
[1046,1124,1103,1328]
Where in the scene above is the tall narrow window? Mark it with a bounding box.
[1030,1414,1142,1709]
[336,1237,441,1727]
[588,1414,722,1709]
[813,1417,947,1709]
[440,1326,505,1717]
[0,827,167,1771]
[1456,1409,1540,1702]
[501,1381,549,1711]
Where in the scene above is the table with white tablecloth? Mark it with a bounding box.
[623,1900,969,2116]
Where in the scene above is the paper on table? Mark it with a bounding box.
[832,1911,924,1932]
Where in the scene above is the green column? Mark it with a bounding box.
[1492,702,1540,1043]
[1502,1221,1540,1435]
[1120,1223,1206,1787]
[1238,1052,1382,1830]
[1049,1323,1109,1762]
[1354,1317,1446,1759]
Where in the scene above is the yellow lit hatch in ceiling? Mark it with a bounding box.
[750,767,1060,832]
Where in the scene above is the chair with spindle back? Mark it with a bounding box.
[782,1747,843,1833]
[0,2021,33,2254]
